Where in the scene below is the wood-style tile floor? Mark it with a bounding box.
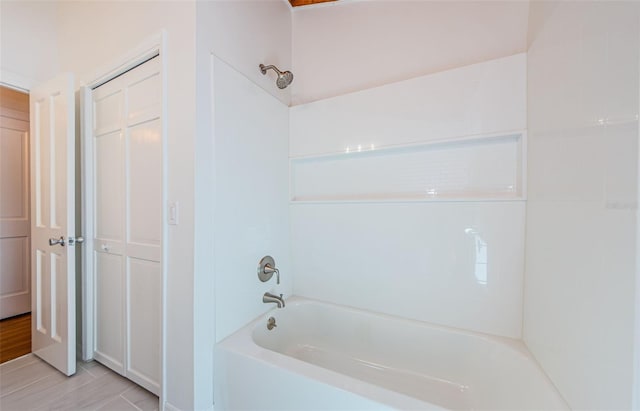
[0,354,159,411]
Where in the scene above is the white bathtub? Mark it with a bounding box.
[215,297,568,410]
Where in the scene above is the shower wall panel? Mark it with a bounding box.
[212,57,291,343]
[290,54,527,338]
[290,54,526,158]
[524,2,639,408]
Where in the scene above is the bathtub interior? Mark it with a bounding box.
[221,297,569,410]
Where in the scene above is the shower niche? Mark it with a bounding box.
[290,132,525,203]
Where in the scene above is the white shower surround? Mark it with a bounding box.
[524,2,640,408]
[290,53,528,338]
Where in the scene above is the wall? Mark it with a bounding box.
[290,0,528,105]
[290,54,527,338]
[55,2,198,409]
[524,1,639,409]
[0,1,59,90]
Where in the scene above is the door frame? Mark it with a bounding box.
[634,33,640,410]
[80,31,167,403]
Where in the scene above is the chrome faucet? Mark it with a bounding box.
[263,292,285,308]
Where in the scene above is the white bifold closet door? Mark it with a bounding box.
[91,56,161,395]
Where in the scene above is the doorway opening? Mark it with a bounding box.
[0,85,31,364]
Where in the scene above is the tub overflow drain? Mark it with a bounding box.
[267,317,277,330]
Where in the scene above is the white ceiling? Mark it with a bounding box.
[291,0,530,105]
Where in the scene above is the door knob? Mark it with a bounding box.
[49,236,65,247]
[68,236,84,246]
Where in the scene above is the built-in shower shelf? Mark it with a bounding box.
[290,132,526,203]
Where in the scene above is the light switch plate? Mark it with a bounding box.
[168,201,179,225]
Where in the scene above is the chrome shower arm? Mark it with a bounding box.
[259,64,282,76]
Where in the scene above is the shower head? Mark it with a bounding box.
[259,64,294,89]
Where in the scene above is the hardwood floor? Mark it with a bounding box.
[0,354,159,410]
[0,313,31,364]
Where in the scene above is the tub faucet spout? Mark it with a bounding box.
[263,292,285,308]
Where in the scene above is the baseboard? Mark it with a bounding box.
[163,401,181,411]
[163,401,213,411]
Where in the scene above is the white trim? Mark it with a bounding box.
[163,402,212,411]
[80,85,93,362]
[80,31,164,89]
[159,31,169,411]
[209,52,218,409]
[0,69,33,92]
[81,30,167,409]
[163,401,182,411]
[633,33,640,410]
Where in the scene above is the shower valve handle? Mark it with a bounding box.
[258,255,280,284]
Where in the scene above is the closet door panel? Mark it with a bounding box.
[94,131,123,244]
[127,257,160,392]
[93,88,122,137]
[127,120,161,249]
[126,67,161,126]
[94,251,124,373]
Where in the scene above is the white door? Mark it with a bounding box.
[0,87,31,320]
[30,73,76,376]
[92,56,161,395]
